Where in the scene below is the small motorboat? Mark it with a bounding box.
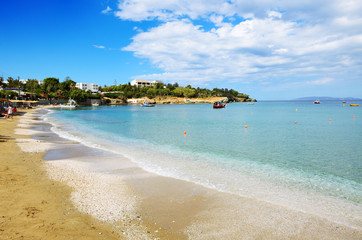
[60,99,77,108]
[213,101,227,108]
[350,104,359,107]
[141,101,155,107]
[313,100,320,104]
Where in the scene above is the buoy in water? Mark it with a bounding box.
[296,108,298,112]
[329,119,332,122]
[353,116,355,118]
[184,131,186,135]
[294,121,297,124]
[245,125,248,129]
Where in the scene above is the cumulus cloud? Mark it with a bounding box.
[117,0,362,87]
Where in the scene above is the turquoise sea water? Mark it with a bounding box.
[46,101,362,212]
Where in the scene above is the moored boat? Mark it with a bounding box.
[213,101,227,108]
[350,104,359,107]
[313,100,320,104]
[60,99,77,108]
[141,101,155,107]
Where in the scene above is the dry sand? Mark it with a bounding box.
[1,108,361,240]
[0,110,122,240]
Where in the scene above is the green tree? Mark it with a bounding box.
[146,88,157,98]
[69,89,88,103]
[60,77,76,92]
[183,88,196,98]
[0,90,6,98]
[42,77,60,94]
[6,77,14,87]
[5,90,18,99]
[166,83,175,91]
[173,87,184,97]
[154,83,165,89]
[25,79,40,93]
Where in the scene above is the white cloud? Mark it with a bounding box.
[115,0,235,21]
[102,6,112,14]
[306,78,334,85]
[267,10,282,19]
[93,45,106,49]
[117,0,362,87]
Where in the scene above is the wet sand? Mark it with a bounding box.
[1,108,361,239]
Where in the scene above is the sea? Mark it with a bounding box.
[43,101,362,228]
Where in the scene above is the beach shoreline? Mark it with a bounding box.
[1,107,361,239]
[0,109,124,239]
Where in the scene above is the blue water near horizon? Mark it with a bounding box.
[46,101,362,207]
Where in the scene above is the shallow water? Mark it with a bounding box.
[43,101,362,228]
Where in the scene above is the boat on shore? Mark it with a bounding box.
[213,101,227,108]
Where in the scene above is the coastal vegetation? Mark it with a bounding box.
[100,82,250,102]
[0,76,253,104]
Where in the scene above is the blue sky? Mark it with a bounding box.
[1,0,361,100]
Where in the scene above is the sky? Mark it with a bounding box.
[1,0,361,100]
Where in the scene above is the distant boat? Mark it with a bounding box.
[141,101,155,107]
[342,101,346,103]
[91,103,99,106]
[313,100,320,104]
[213,101,227,108]
[350,104,359,107]
[60,99,77,108]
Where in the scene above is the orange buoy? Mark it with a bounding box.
[294,121,297,124]
[353,116,355,118]
[329,119,332,122]
[251,112,253,114]
[245,125,248,129]
[184,131,186,135]
[219,114,221,116]
[182,115,184,118]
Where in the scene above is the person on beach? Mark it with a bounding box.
[7,106,13,119]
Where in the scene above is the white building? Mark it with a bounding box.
[130,79,163,88]
[75,83,99,93]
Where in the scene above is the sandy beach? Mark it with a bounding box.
[1,107,361,239]
[0,110,124,239]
